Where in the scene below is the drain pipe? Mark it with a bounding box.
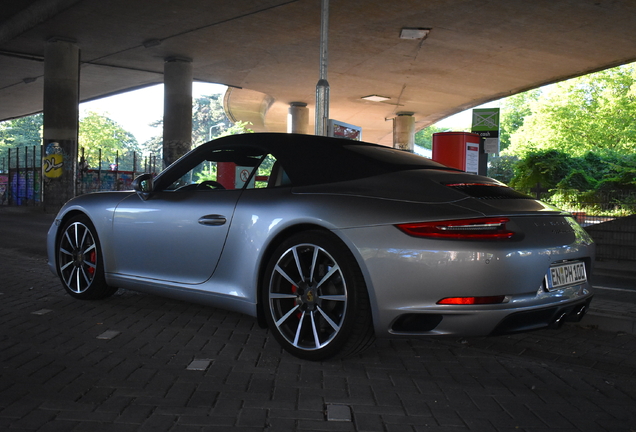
[315,0,329,136]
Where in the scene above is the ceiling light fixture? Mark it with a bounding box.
[361,95,391,102]
[399,27,431,40]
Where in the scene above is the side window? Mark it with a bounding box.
[250,154,276,189]
[159,147,288,192]
[247,154,290,189]
[166,160,227,191]
[164,147,265,192]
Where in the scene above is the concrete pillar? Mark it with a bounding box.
[393,112,415,152]
[163,57,193,168]
[287,102,309,134]
[42,38,80,211]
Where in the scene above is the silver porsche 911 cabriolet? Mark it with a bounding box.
[47,133,594,360]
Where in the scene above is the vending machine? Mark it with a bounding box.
[431,132,487,175]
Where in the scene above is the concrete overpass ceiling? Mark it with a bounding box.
[1,0,636,144]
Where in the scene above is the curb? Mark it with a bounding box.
[593,261,636,281]
[594,267,636,281]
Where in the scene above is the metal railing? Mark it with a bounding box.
[521,187,636,226]
[1,146,160,206]
[0,146,42,206]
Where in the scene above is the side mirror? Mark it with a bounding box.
[132,173,154,201]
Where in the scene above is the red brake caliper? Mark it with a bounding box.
[87,251,96,275]
[291,285,302,319]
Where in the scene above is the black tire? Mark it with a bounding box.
[262,230,375,360]
[56,215,117,300]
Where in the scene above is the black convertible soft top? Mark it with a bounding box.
[178,133,455,188]
[155,133,458,189]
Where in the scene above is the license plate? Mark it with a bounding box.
[546,261,587,290]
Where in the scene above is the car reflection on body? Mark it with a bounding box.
[47,133,594,360]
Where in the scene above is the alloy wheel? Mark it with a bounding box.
[268,243,348,351]
[58,221,98,294]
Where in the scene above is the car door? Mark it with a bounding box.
[110,144,267,284]
[111,189,241,284]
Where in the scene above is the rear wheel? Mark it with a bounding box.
[262,231,374,360]
[56,215,117,300]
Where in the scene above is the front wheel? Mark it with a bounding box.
[56,215,117,300]
[262,231,374,360]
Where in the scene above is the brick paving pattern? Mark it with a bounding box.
[1,217,636,431]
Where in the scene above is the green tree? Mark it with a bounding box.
[594,153,636,192]
[0,114,43,170]
[508,148,636,200]
[192,94,253,145]
[505,64,636,156]
[142,93,253,172]
[79,111,141,171]
[488,155,519,184]
[509,149,574,192]
[498,90,539,151]
[141,123,163,173]
[414,124,446,151]
[215,120,253,138]
[192,94,233,146]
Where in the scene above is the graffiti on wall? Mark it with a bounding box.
[79,170,136,193]
[1,170,41,205]
[0,174,7,205]
[43,142,64,178]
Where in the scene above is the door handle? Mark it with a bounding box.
[198,215,227,226]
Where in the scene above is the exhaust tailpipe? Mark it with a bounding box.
[575,305,587,318]
[552,312,568,328]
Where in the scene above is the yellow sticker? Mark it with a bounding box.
[43,154,64,178]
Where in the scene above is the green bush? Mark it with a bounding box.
[488,155,518,184]
[508,148,636,216]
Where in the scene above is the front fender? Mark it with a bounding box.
[46,192,136,275]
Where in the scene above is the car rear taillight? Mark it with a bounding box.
[437,295,507,305]
[396,217,514,240]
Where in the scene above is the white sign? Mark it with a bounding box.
[465,142,479,174]
[235,166,255,188]
[484,137,499,154]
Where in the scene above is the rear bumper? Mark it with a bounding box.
[490,296,592,335]
[384,292,594,337]
[339,219,595,339]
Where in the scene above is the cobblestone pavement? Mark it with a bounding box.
[1,248,636,432]
[1,211,636,431]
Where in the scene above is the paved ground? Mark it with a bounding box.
[1,209,636,431]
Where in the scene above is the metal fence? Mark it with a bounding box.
[521,187,636,226]
[0,146,42,206]
[77,152,160,195]
[1,145,159,205]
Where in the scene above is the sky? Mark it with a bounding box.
[79,82,227,144]
[435,101,501,131]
